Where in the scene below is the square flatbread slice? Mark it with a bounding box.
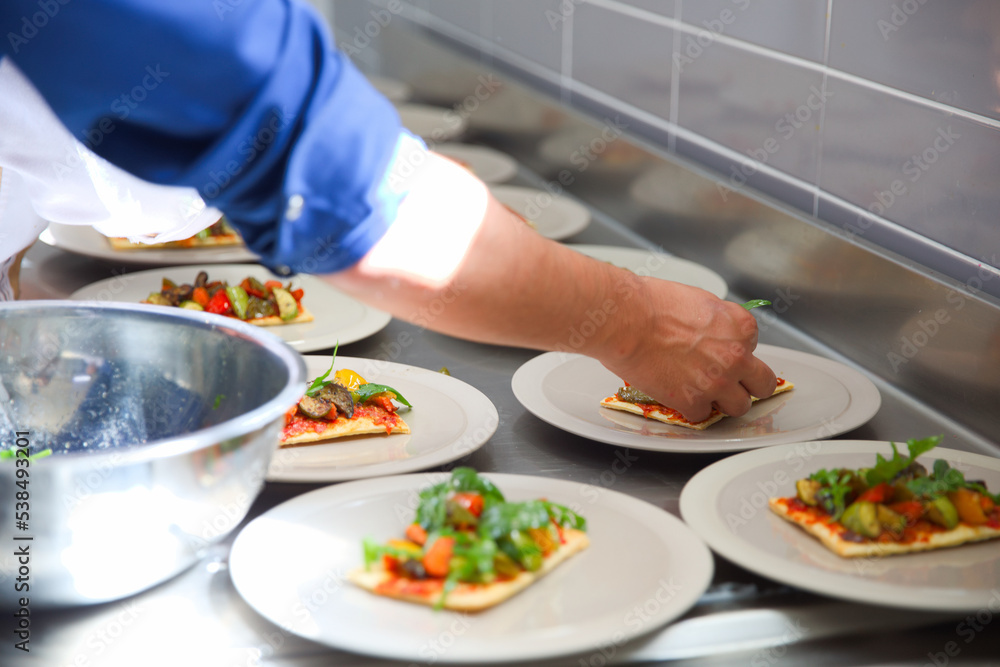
[241,304,314,327]
[347,529,589,611]
[600,379,794,430]
[768,496,1000,558]
[281,406,410,447]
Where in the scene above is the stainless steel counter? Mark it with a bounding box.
[6,203,1000,666]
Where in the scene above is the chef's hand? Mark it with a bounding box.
[593,278,777,422]
[327,147,776,423]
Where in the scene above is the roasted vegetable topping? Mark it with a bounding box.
[363,467,587,609]
[143,271,305,320]
[616,385,656,404]
[790,436,1000,541]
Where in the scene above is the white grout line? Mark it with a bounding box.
[584,0,1000,132]
[562,6,574,106]
[812,0,836,218]
[668,0,682,153]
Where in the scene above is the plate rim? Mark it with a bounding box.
[511,345,882,453]
[266,355,499,482]
[433,143,518,184]
[40,222,261,265]
[67,263,391,352]
[679,440,1000,612]
[230,471,715,663]
[566,243,729,299]
[489,184,591,241]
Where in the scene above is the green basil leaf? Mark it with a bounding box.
[741,299,772,310]
[352,382,412,407]
[305,343,339,397]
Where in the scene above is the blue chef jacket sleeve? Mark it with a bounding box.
[1,0,408,274]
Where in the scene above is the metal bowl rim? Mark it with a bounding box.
[0,300,306,465]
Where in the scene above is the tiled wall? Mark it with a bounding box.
[330,0,1000,302]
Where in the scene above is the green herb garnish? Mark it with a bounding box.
[865,435,942,486]
[305,343,339,397]
[212,394,225,409]
[352,383,412,408]
[742,299,772,310]
[808,468,854,520]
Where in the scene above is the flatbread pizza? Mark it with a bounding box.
[349,468,589,611]
[769,436,1000,558]
[600,378,794,430]
[109,217,242,250]
[142,271,313,326]
[280,354,411,447]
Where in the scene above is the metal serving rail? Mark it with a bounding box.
[7,208,1000,667]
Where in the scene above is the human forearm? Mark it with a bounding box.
[326,152,775,421]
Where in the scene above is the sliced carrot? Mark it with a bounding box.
[452,492,484,517]
[858,482,892,504]
[192,287,210,307]
[405,523,428,546]
[422,536,454,578]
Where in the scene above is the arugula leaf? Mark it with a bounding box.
[906,458,1000,503]
[477,500,553,540]
[305,343,339,397]
[352,383,412,408]
[741,299,772,310]
[362,537,422,569]
[864,435,942,486]
[808,468,854,520]
[542,501,587,531]
[414,468,506,532]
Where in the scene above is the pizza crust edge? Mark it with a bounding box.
[599,380,795,431]
[768,497,1000,558]
[347,528,590,612]
[280,412,410,447]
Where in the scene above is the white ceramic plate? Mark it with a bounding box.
[397,103,467,142]
[567,244,728,298]
[268,355,498,482]
[680,441,1000,612]
[490,185,591,240]
[511,345,881,453]
[433,143,518,184]
[40,223,260,265]
[230,472,714,663]
[69,264,390,352]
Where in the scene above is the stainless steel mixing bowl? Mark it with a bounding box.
[0,301,305,607]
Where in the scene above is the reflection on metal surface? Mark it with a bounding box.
[371,20,1000,446]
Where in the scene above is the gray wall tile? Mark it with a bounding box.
[820,76,1000,263]
[830,0,1000,122]
[676,38,825,184]
[572,3,673,120]
[613,0,677,17]
[491,0,564,72]
[423,0,483,37]
[681,0,828,62]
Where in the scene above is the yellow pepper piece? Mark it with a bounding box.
[334,368,367,391]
